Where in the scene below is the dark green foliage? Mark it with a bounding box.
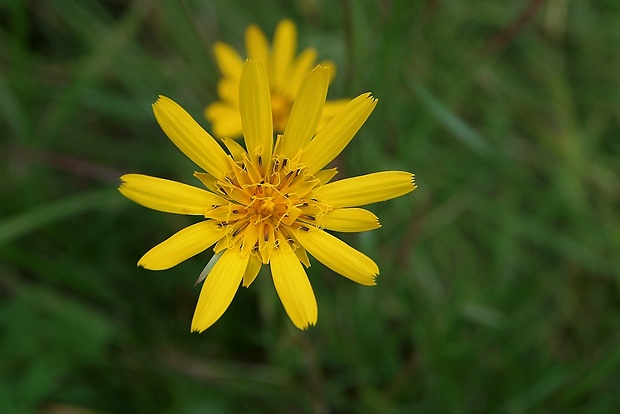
[1,0,619,412]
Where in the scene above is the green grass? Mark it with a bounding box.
[1,0,619,412]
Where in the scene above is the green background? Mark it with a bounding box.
[1,0,619,412]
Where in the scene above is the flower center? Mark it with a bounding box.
[205,153,330,263]
[257,197,276,217]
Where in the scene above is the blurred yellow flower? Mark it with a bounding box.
[205,19,349,139]
[120,61,416,332]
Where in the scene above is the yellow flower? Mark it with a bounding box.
[120,61,416,332]
[205,19,349,139]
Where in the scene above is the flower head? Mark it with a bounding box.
[205,19,349,139]
[120,61,416,332]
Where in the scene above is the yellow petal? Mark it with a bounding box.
[300,93,377,174]
[321,208,381,232]
[153,96,231,179]
[286,48,317,96]
[270,239,317,329]
[245,24,270,69]
[221,137,248,161]
[119,174,227,215]
[239,60,273,163]
[318,99,349,131]
[281,65,330,158]
[213,42,243,80]
[191,249,249,332]
[193,172,220,194]
[139,221,226,270]
[204,102,243,139]
[316,171,416,208]
[314,168,338,184]
[271,19,297,88]
[294,245,311,268]
[295,226,378,286]
[318,59,337,82]
[242,255,262,287]
[241,221,260,257]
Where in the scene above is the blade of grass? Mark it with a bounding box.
[0,188,124,244]
[409,79,489,154]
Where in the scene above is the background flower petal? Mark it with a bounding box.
[213,42,243,80]
[217,78,239,105]
[204,102,243,139]
[245,24,270,70]
[271,19,296,88]
[286,48,317,95]
[318,99,350,131]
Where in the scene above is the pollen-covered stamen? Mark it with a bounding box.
[257,198,276,216]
